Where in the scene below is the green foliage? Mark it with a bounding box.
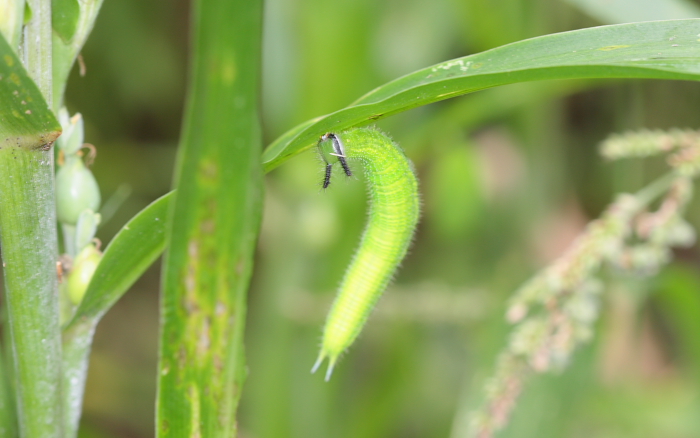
[263,19,700,171]
[0,32,61,149]
[155,0,263,435]
[69,192,171,325]
[4,0,700,437]
[51,0,80,43]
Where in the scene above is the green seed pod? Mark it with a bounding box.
[312,127,420,380]
[67,243,102,305]
[56,155,101,225]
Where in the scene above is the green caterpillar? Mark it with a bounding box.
[312,127,420,380]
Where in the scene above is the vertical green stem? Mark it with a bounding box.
[22,0,53,104]
[61,322,95,438]
[156,0,263,436]
[0,145,63,438]
[0,0,64,437]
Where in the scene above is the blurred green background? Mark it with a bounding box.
[60,0,700,436]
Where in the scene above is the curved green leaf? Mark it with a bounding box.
[263,19,700,172]
[67,191,172,325]
[0,31,60,149]
[61,192,171,436]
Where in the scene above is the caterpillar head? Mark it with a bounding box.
[318,133,353,188]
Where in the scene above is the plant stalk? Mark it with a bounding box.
[0,0,64,437]
[156,0,263,435]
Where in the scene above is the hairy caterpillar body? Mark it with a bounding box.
[312,127,420,380]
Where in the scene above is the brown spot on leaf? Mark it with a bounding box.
[197,317,211,355]
[213,354,224,373]
[178,346,188,373]
[215,301,226,316]
[201,219,215,234]
[200,159,219,181]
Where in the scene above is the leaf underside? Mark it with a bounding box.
[263,19,700,172]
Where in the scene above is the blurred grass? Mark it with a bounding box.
[48,0,700,436]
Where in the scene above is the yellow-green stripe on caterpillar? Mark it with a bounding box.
[312,127,420,380]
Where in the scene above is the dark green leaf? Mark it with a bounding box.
[0,31,61,149]
[263,19,700,171]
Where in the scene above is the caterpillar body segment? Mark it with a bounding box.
[313,128,420,380]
